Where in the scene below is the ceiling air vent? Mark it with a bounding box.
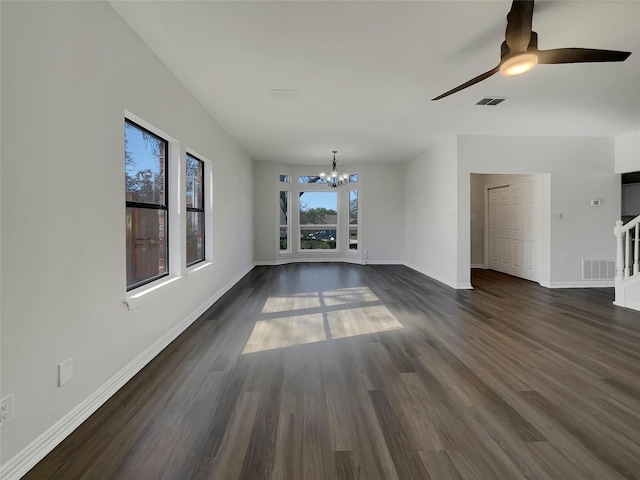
[268,89,299,101]
[476,97,506,106]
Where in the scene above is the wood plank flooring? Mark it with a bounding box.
[23,264,640,480]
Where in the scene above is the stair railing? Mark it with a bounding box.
[614,217,640,281]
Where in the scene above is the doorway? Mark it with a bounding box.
[487,179,540,282]
[470,174,544,284]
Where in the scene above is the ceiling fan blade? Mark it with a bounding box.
[505,0,534,54]
[536,48,631,64]
[432,66,500,101]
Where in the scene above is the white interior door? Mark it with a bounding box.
[488,179,539,281]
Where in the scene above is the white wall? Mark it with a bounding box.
[253,161,406,265]
[1,1,253,472]
[615,130,640,173]
[405,138,461,288]
[458,135,619,288]
[358,163,406,264]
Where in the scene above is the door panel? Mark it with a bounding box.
[525,240,534,270]
[513,239,522,268]
[488,179,539,281]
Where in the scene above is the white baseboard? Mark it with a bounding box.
[619,299,640,311]
[470,264,486,269]
[403,262,459,289]
[0,264,255,480]
[364,260,404,265]
[254,257,365,266]
[547,280,615,288]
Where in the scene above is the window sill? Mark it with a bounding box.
[279,251,292,256]
[297,250,340,254]
[187,261,214,279]
[125,276,182,310]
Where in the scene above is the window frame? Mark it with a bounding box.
[348,189,359,252]
[279,189,291,254]
[185,152,205,267]
[298,189,339,253]
[125,118,170,291]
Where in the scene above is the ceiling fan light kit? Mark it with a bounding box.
[500,53,538,76]
[432,0,631,100]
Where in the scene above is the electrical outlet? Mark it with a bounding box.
[1,394,15,426]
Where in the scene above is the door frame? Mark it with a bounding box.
[483,175,547,285]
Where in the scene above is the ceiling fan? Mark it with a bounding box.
[432,0,631,100]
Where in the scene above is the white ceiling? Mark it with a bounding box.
[110,1,640,165]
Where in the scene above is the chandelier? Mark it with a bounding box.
[319,151,349,188]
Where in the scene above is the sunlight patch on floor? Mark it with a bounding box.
[262,292,322,313]
[327,305,402,340]
[243,313,326,354]
[322,286,380,306]
[242,287,403,354]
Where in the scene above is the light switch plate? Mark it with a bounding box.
[59,358,73,386]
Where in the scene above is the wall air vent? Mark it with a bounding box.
[476,97,506,106]
[268,89,299,101]
[582,258,615,280]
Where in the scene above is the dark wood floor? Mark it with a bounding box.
[24,264,640,480]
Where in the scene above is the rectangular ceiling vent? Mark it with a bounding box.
[268,89,299,101]
[582,258,615,280]
[476,97,506,106]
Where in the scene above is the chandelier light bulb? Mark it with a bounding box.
[320,172,326,179]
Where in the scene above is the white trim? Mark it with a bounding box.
[278,173,291,183]
[483,176,543,285]
[125,275,182,310]
[614,299,640,310]
[124,110,179,143]
[547,280,615,288]
[124,111,182,299]
[278,189,291,255]
[186,261,214,279]
[254,257,364,266]
[471,263,486,269]
[403,262,459,289]
[365,260,404,265]
[185,147,214,267]
[0,264,254,480]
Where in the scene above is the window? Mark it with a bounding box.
[279,190,290,253]
[299,191,337,250]
[279,174,289,183]
[186,153,205,266]
[349,190,358,250]
[125,119,169,290]
[299,175,327,185]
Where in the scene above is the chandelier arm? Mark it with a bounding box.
[321,150,349,188]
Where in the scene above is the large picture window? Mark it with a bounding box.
[299,191,337,250]
[186,153,205,266]
[125,119,169,290]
